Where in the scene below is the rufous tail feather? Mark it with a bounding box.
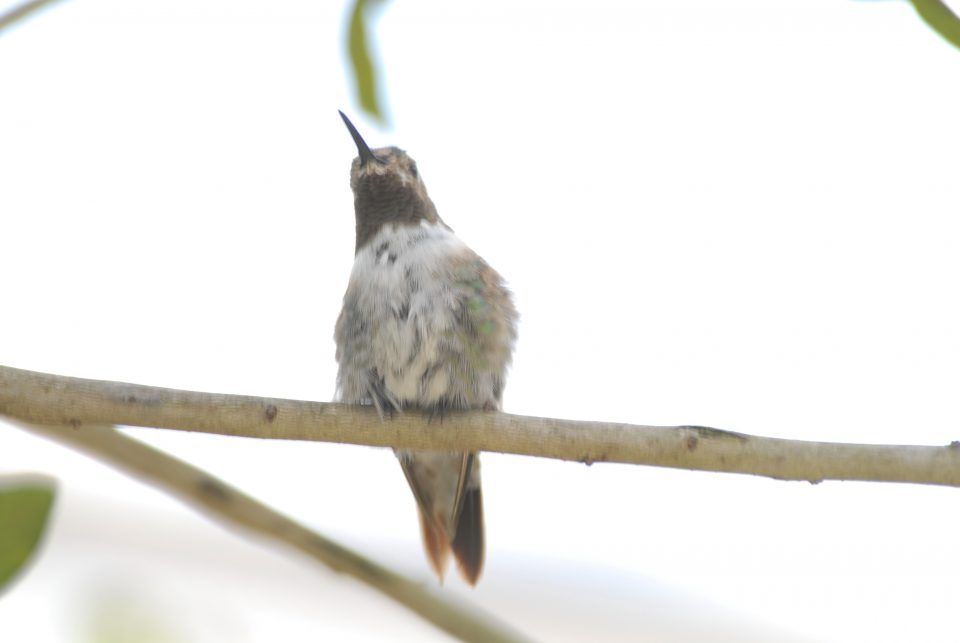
[418,509,451,582]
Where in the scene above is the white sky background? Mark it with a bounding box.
[1,0,960,641]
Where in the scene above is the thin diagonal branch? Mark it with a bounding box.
[2,364,960,486]
[10,419,531,643]
[0,0,67,34]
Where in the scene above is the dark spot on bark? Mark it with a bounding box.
[683,425,749,442]
[686,436,699,451]
[114,391,161,406]
[198,477,231,502]
[580,455,610,465]
[68,418,81,428]
[264,404,278,422]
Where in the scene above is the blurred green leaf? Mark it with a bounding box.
[83,589,183,643]
[0,475,56,591]
[908,0,960,49]
[346,0,390,122]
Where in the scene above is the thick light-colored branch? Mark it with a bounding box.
[3,364,960,486]
[10,419,531,643]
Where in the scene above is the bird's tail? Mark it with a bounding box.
[451,484,484,585]
[401,450,485,585]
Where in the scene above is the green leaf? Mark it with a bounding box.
[0,475,56,591]
[346,0,390,122]
[908,0,960,49]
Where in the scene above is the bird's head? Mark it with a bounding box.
[339,111,441,251]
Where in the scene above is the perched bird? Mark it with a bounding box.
[334,112,518,585]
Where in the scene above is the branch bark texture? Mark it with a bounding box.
[11,419,531,643]
[3,364,960,487]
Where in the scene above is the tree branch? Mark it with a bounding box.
[0,0,68,34]
[9,418,531,643]
[2,364,960,486]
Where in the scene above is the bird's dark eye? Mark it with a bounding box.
[409,161,418,178]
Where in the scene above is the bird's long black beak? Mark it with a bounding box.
[339,110,380,166]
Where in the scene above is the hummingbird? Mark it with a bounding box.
[334,112,518,585]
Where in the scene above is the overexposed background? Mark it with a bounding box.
[2,1,960,641]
